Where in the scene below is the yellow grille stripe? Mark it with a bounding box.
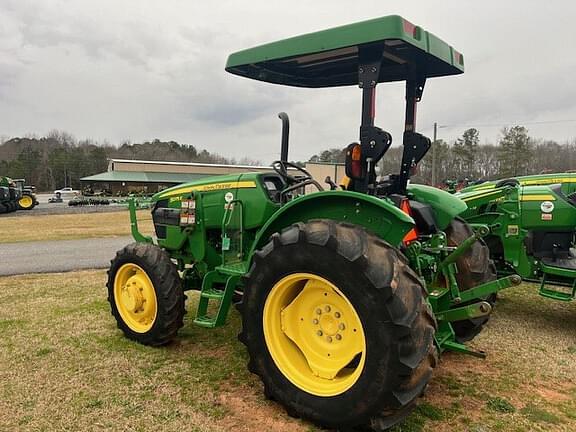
[520,194,556,201]
[520,177,576,185]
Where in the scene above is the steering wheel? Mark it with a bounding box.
[272,160,313,184]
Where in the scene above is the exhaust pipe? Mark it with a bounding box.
[278,112,290,162]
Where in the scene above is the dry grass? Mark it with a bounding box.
[0,271,308,432]
[392,284,576,432]
[0,211,154,243]
[0,272,574,432]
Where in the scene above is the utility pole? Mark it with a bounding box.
[431,122,438,186]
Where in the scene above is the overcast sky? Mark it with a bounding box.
[1,0,576,163]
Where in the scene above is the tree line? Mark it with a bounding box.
[309,126,576,186]
[3,126,575,192]
[0,130,259,191]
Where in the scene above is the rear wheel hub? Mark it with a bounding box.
[264,273,366,396]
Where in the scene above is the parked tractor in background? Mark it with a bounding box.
[443,178,476,193]
[0,176,20,214]
[13,179,38,210]
[107,16,520,430]
[457,173,576,301]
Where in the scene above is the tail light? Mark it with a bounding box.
[345,143,364,180]
[400,198,418,244]
[402,19,418,39]
[453,50,464,66]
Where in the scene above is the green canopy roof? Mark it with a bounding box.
[81,171,214,183]
[225,15,464,88]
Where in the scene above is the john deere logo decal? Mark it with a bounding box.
[540,201,554,213]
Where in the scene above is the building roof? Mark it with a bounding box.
[109,158,271,170]
[80,171,214,183]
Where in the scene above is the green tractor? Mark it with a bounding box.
[13,179,38,210]
[457,173,576,301]
[0,176,20,214]
[107,16,520,430]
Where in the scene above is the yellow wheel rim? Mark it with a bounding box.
[19,195,33,209]
[113,263,157,333]
[263,273,366,397]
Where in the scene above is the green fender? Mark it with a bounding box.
[249,190,415,256]
[407,184,468,230]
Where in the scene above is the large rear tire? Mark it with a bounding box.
[239,220,437,431]
[107,242,185,346]
[445,218,497,342]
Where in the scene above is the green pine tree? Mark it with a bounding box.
[497,126,533,177]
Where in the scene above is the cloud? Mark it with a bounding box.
[1,0,576,162]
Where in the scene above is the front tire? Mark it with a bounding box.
[107,242,185,346]
[240,220,437,430]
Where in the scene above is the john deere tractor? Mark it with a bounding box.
[107,16,520,430]
[457,173,576,301]
[14,179,38,210]
[0,176,20,214]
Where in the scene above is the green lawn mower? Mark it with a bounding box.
[457,173,576,301]
[107,16,520,430]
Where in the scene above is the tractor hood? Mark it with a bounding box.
[460,173,576,193]
[153,174,248,201]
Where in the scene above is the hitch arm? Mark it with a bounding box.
[458,275,522,304]
[437,225,490,274]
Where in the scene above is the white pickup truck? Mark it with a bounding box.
[53,187,80,200]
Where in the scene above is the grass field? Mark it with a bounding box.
[0,271,574,431]
[0,211,154,243]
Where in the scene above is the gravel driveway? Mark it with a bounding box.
[0,236,133,276]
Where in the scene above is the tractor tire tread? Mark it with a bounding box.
[106,242,185,346]
[240,219,437,431]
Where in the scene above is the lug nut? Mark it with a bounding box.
[334,312,341,318]
[339,323,345,331]
[313,319,319,325]
[317,330,323,336]
[326,336,332,343]
[325,305,331,313]
[316,308,322,315]
[335,334,342,341]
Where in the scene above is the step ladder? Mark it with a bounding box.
[194,198,246,328]
[194,270,241,328]
[539,260,576,302]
